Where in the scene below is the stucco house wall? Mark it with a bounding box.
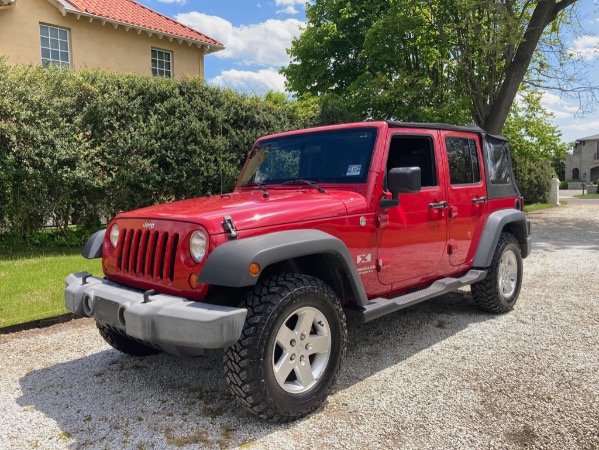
[0,0,222,79]
[565,134,599,182]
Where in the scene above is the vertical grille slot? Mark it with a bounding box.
[169,234,179,282]
[145,231,159,278]
[129,230,142,275]
[117,229,127,270]
[138,230,150,275]
[159,232,169,280]
[122,229,133,273]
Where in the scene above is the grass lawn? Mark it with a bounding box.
[0,249,101,328]
[524,200,567,213]
[573,193,599,199]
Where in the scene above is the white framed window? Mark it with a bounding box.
[151,48,172,77]
[40,24,70,67]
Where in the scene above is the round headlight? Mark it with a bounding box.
[190,230,207,263]
[109,224,119,248]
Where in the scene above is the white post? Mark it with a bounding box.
[549,178,560,205]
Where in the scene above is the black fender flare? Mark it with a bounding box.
[198,229,369,306]
[82,229,105,259]
[473,210,531,268]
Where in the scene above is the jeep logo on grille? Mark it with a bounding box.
[142,222,156,229]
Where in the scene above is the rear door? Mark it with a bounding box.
[442,133,487,266]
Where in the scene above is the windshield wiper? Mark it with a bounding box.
[240,181,269,198]
[282,179,326,194]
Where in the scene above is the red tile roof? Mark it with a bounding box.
[65,0,223,47]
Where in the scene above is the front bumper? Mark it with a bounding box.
[65,272,247,353]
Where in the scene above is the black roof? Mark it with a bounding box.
[386,121,507,141]
[387,121,483,133]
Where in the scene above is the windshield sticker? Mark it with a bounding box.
[346,165,362,176]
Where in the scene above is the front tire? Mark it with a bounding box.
[472,233,523,313]
[224,274,347,422]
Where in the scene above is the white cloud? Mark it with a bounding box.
[568,35,599,61]
[564,119,599,132]
[210,68,286,93]
[276,5,299,15]
[275,0,305,5]
[540,91,580,119]
[157,0,186,4]
[175,12,303,66]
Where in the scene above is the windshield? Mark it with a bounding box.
[238,127,378,186]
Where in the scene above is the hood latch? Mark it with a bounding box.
[222,215,238,240]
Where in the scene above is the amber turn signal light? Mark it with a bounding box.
[189,273,200,289]
[248,263,260,277]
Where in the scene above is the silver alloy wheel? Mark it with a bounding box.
[498,249,518,299]
[272,306,331,394]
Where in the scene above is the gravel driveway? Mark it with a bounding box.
[1,203,598,450]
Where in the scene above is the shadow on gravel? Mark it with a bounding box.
[17,291,493,448]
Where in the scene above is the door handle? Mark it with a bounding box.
[429,201,448,209]
[472,197,487,204]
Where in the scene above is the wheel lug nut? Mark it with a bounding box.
[300,355,305,363]
[300,333,306,341]
[290,354,296,361]
[305,343,310,350]
[290,339,296,347]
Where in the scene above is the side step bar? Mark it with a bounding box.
[347,269,487,323]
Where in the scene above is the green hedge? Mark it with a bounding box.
[0,63,314,241]
[513,157,554,204]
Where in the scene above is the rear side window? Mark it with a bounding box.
[484,141,511,185]
[445,137,481,185]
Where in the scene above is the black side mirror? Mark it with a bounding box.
[380,167,422,209]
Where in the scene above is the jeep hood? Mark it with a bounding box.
[115,189,368,235]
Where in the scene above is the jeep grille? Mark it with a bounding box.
[116,228,179,282]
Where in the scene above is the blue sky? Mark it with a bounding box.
[140,0,598,144]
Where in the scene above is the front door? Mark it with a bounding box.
[377,132,448,286]
[443,133,487,266]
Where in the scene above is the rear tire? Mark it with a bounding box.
[224,273,347,422]
[472,233,523,313]
[96,322,161,357]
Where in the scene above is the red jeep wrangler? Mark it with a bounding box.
[66,121,531,422]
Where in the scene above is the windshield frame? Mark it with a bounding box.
[236,127,379,188]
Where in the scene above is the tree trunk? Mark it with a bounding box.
[480,0,577,134]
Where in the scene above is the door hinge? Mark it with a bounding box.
[377,258,390,271]
[377,214,389,228]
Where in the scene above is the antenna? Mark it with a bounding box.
[219,121,223,196]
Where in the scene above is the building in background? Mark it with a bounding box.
[565,134,599,182]
[0,0,223,79]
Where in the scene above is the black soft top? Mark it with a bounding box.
[386,121,518,200]
[386,121,508,142]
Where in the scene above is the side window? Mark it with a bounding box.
[40,24,70,68]
[445,137,481,185]
[387,135,437,188]
[484,140,511,185]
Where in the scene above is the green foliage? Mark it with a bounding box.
[502,90,568,203]
[282,0,578,132]
[0,63,308,241]
[513,157,554,204]
[502,91,569,164]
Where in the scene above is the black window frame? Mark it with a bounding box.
[445,136,482,186]
[385,134,438,190]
